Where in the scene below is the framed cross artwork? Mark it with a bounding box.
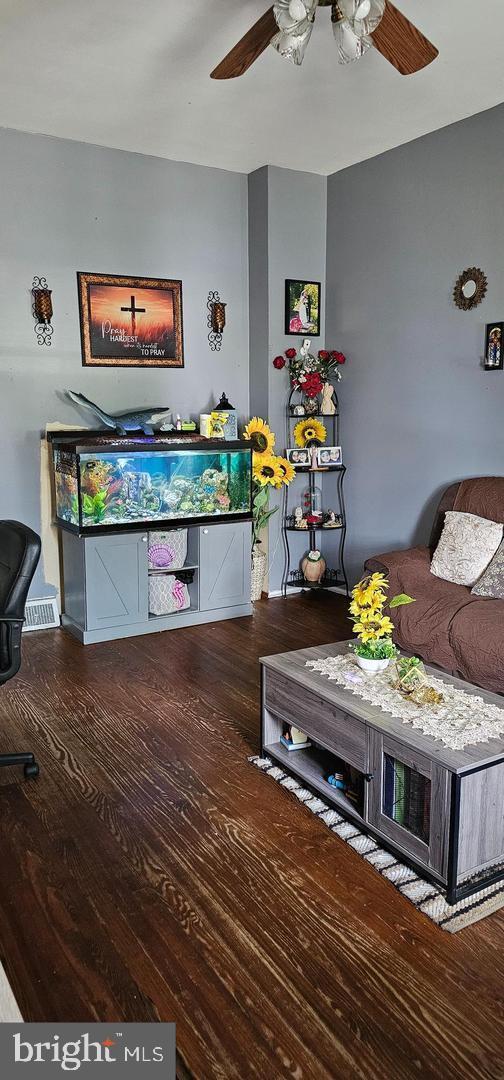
[77,272,184,368]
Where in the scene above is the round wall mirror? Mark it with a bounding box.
[453,267,488,310]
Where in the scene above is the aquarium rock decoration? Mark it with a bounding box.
[66,391,171,435]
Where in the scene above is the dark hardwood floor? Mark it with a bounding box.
[0,594,503,1078]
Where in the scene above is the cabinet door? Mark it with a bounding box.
[84,533,148,630]
[199,522,251,611]
[367,730,451,880]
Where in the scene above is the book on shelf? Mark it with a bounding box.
[280,724,311,751]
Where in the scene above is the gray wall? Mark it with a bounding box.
[249,166,328,593]
[0,128,249,596]
[326,103,504,585]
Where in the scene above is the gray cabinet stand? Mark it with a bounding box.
[61,521,252,644]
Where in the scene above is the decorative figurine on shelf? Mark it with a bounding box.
[294,506,307,529]
[66,391,171,436]
[293,404,306,416]
[323,510,342,529]
[175,414,182,430]
[301,549,326,584]
[310,445,319,470]
[321,382,337,416]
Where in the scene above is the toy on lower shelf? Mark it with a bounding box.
[327,772,347,791]
[280,723,311,751]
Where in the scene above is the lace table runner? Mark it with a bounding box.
[306,653,504,750]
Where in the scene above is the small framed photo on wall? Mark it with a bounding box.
[285,280,321,336]
[317,446,342,467]
[484,322,504,370]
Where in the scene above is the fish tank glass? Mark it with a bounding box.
[51,436,252,533]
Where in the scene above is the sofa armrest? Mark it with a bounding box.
[364,545,431,577]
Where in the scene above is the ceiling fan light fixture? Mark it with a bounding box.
[334,19,371,63]
[288,0,307,20]
[272,0,317,65]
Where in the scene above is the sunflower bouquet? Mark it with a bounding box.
[243,418,294,545]
[349,573,415,662]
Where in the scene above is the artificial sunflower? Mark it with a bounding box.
[253,453,283,488]
[293,417,327,448]
[244,417,275,455]
[276,456,295,486]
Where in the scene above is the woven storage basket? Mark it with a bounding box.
[251,546,267,602]
[148,529,188,570]
[148,574,190,616]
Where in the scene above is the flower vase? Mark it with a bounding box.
[251,544,267,602]
[356,656,391,675]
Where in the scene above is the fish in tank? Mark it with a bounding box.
[70,448,251,527]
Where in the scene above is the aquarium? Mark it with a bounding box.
[51,435,252,533]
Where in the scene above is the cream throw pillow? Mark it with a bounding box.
[430,511,503,587]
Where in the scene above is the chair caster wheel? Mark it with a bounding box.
[24,762,39,779]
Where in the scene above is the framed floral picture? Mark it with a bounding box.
[77,272,184,367]
[285,279,321,336]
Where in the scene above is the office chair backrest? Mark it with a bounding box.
[0,520,41,685]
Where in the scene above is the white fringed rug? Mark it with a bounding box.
[0,960,22,1020]
[249,755,504,933]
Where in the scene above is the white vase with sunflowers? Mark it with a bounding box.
[349,573,415,674]
[243,418,295,602]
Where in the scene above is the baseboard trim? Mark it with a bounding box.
[268,586,347,598]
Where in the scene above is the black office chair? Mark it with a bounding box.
[0,520,42,779]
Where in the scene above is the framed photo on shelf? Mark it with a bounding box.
[484,322,504,370]
[77,272,184,368]
[316,446,342,467]
[286,447,310,468]
[285,279,321,336]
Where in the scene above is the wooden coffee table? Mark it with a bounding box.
[260,640,504,904]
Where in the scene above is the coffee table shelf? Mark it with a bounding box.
[265,741,365,824]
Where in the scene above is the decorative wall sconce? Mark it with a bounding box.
[207,290,226,351]
[32,276,54,345]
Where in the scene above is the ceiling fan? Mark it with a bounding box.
[211,1,438,79]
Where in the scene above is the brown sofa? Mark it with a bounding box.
[365,477,504,695]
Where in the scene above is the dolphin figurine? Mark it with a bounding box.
[66,391,171,436]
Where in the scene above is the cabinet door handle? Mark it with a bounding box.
[141,536,148,542]
[364,773,374,782]
[202,528,209,535]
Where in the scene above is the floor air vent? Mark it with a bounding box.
[23,597,60,632]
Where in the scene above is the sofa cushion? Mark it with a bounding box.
[365,545,477,676]
[430,511,503,587]
[471,538,504,599]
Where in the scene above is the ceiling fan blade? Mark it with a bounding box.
[371,1,438,75]
[211,7,278,79]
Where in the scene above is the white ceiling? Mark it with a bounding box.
[1,0,504,175]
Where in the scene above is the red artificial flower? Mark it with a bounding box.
[273,355,286,370]
[302,372,324,398]
[285,347,297,359]
[318,350,330,361]
[331,350,346,365]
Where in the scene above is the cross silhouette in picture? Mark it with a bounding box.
[121,294,146,336]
